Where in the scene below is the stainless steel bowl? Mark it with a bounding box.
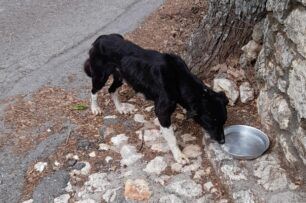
[221,125,270,159]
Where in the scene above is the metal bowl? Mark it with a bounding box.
[221,125,270,159]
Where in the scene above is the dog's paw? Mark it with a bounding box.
[174,152,190,165]
[91,105,102,115]
[118,103,136,114]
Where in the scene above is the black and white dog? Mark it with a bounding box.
[84,34,228,164]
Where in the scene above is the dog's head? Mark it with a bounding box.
[189,90,229,144]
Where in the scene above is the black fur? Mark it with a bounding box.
[84,34,228,143]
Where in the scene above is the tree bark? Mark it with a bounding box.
[186,0,267,77]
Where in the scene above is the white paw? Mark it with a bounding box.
[117,103,136,114]
[91,105,102,115]
[174,152,190,165]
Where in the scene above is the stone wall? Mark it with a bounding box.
[251,0,306,169]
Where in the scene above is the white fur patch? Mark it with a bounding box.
[91,93,102,115]
[111,91,136,114]
[160,125,189,164]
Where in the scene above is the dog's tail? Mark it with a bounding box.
[84,58,92,77]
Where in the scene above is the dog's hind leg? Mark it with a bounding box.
[155,99,189,164]
[109,71,136,114]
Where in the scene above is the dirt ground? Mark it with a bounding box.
[1,0,262,202]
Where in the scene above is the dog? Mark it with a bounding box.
[84,34,228,164]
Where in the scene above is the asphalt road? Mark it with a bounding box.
[0,1,164,202]
[0,0,164,100]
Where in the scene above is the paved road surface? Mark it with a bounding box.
[0,0,164,99]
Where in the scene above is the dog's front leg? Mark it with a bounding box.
[91,93,102,115]
[91,73,109,115]
[111,90,136,114]
[156,100,189,164]
[160,125,189,164]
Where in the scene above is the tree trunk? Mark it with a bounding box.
[186,0,267,77]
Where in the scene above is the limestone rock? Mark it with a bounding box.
[266,0,290,22]
[193,170,205,179]
[233,190,255,203]
[279,134,298,163]
[239,82,254,103]
[111,134,128,148]
[252,20,264,43]
[137,129,161,142]
[288,59,306,119]
[120,145,143,166]
[182,144,202,158]
[220,164,248,181]
[54,194,70,203]
[270,95,291,129]
[277,79,287,93]
[284,8,306,58]
[181,162,201,173]
[268,191,306,203]
[274,32,294,68]
[203,181,214,191]
[171,163,183,172]
[103,188,119,203]
[166,176,202,198]
[124,179,151,201]
[143,156,167,175]
[257,89,274,129]
[241,40,261,62]
[159,194,183,203]
[154,175,171,186]
[134,114,146,123]
[213,78,239,106]
[76,172,110,202]
[254,155,289,191]
[292,127,306,164]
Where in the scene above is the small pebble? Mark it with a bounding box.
[72,162,86,170]
[104,115,117,119]
[99,143,111,151]
[105,156,113,163]
[171,163,182,172]
[204,181,214,191]
[77,139,91,150]
[34,162,47,173]
[67,159,77,167]
[145,106,154,112]
[89,151,96,158]
[134,114,146,123]
[176,113,184,120]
